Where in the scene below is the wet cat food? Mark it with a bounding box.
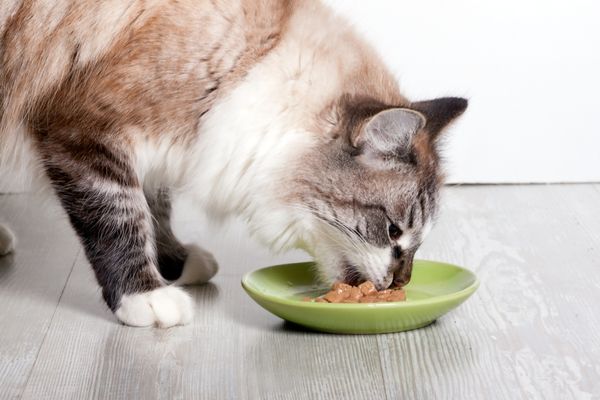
[306,281,406,303]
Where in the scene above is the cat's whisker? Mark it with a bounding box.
[285,207,369,267]
[285,204,369,248]
[291,207,372,268]
[284,204,373,266]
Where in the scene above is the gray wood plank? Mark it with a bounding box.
[0,194,80,399]
[21,257,388,400]
[6,185,600,399]
[375,184,600,399]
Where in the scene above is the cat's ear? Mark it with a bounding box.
[353,108,425,163]
[410,97,468,139]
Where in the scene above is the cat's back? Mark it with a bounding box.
[0,0,295,138]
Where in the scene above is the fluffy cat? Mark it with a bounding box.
[0,0,467,327]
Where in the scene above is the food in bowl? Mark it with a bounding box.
[304,281,406,303]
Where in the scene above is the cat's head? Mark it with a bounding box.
[291,96,468,290]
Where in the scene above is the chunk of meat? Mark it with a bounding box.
[358,281,377,296]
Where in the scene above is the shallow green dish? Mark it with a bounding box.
[241,260,479,334]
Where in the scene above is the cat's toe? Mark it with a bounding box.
[115,286,193,328]
[0,224,16,256]
[175,244,219,286]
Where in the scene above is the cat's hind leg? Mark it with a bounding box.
[40,140,192,328]
[0,223,16,256]
[146,189,218,285]
[175,244,219,286]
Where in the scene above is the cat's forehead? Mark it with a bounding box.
[357,170,438,212]
[357,169,420,199]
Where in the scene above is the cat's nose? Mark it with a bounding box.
[391,249,416,287]
[393,271,411,287]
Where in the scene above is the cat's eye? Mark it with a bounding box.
[388,224,402,240]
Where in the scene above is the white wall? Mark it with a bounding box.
[325,0,600,183]
[2,1,598,188]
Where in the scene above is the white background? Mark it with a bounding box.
[326,0,600,183]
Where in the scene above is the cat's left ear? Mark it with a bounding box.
[410,97,468,139]
[353,108,425,163]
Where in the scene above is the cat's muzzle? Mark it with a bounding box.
[391,249,416,288]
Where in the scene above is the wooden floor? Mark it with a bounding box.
[0,184,599,400]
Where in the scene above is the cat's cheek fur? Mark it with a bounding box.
[309,226,392,288]
[311,241,345,284]
[349,246,392,288]
[0,224,16,255]
[115,286,193,328]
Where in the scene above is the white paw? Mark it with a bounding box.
[0,224,16,256]
[175,244,219,285]
[115,286,193,328]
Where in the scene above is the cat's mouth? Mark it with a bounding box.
[341,260,395,290]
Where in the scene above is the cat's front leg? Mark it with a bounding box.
[41,143,193,328]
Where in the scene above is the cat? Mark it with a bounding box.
[0,0,467,327]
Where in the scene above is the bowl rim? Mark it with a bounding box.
[241,259,479,310]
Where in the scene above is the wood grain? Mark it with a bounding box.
[20,262,388,400]
[1,185,600,399]
[0,195,80,399]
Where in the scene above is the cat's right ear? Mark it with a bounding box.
[411,97,468,140]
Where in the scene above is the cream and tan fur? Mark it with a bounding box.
[0,0,467,327]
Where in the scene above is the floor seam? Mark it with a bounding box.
[18,248,81,399]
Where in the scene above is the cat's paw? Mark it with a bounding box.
[175,244,219,285]
[0,224,16,256]
[115,286,193,328]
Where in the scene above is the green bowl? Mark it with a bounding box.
[241,260,479,334]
